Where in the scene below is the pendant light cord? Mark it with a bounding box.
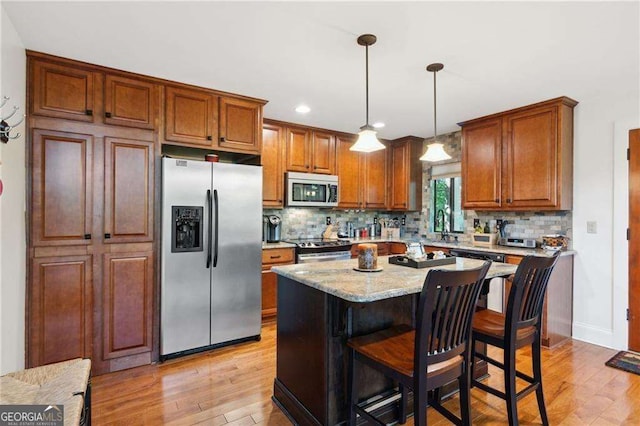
[365,44,369,126]
[433,67,437,143]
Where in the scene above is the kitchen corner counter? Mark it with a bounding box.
[262,242,296,250]
[271,256,517,303]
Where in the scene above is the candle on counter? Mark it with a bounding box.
[357,243,378,270]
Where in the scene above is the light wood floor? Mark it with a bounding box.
[92,321,640,425]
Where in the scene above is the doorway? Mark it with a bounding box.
[629,128,640,351]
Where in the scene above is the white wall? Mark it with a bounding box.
[0,6,27,374]
[572,90,640,349]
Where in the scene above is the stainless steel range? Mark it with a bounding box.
[287,239,353,263]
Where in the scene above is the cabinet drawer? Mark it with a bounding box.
[262,248,295,265]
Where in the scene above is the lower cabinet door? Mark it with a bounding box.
[261,269,277,319]
[29,255,93,367]
[102,251,154,360]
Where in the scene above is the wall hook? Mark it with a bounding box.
[0,96,25,143]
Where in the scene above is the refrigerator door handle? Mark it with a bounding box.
[206,189,212,268]
[213,189,219,268]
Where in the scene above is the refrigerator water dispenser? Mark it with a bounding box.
[171,206,203,252]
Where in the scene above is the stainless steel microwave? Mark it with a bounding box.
[286,172,338,207]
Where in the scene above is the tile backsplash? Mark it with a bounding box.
[265,129,572,245]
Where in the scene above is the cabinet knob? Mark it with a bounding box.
[85,109,93,116]
[84,234,91,240]
[105,112,112,118]
[507,198,512,203]
[207,135,212,141]
[105,233,111,239]
[495,199,500,203]
[220,136,226,142]
[306,164,310,169]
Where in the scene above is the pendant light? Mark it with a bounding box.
[350,34,385,153]
[420,63,451,162]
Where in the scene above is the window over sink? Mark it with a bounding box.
[430,162,464,234]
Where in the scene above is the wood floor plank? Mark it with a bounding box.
[92,322,640,425]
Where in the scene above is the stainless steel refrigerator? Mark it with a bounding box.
[161,158,262,358]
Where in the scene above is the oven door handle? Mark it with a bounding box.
[298,252,351,263]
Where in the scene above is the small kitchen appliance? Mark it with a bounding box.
[502,237,537,248]
[265,215,282,243]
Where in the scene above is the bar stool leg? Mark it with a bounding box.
[504,348,519,426]
[398,383,408,424]
[459,362,473,426]
[532,334,549,426]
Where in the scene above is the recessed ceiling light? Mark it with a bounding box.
[295,105,311,114]
[372,122,385,129]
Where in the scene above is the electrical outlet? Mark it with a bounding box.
[374,217,378,225]
[587,221,597,234]
[473,219,480,228]
[326,217,332,225]
[401,216,406,226]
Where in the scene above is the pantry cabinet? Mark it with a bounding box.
[388,136,423,211]
[460,97,577,211]
[262,122,285,207]
[335,134,387,210]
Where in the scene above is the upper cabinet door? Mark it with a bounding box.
[103,137,154,244]
[363,142,388,209]
[285,127,311,172]
[336,135,362,209]
[262,123,285,207]
[31,60,96,122]
[219,97,262,154]
[311,131,336,174]
[165,86,218,147]
[31,129,93,246]
[461,118,503,209]
[104,74,157,130]
[389,141,409,210]
[504,106,558,208]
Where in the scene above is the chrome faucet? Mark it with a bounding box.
[437,209,449,241]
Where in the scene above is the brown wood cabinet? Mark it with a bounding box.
[261,248,295,319]
[164,85,219,147]
[28,255,93,367]
[103,138,154,244]
[102,251,154,360]
[350,242,389,258]
[31,59,96,123]
[336,135,387,210]
[388,137,423,211]
[104,74,157,130]
[389,242,407,254]
[460,97,577,211]
[262,123,285,207]
[284,126,336,174]
[30,129,94,247]
[219,97,262,153]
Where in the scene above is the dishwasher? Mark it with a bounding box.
[450,248,506,313]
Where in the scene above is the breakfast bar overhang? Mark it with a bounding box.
[271,257,518,426]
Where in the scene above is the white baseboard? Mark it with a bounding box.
[572,321,621,350]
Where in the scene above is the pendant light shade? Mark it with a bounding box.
[351,34,385,153]
[420,63,451,162]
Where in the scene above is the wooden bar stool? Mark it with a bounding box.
[471,252,560,425]
[347,262,491,426]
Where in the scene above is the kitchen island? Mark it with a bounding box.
[271,256,517,426]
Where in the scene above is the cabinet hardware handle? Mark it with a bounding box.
[84,234,91,240]
[495,198,500,203]
[220,136,226,142]
[85,109,93,116]
[278,199,282,203]
[507,198,512,203]
[306,164,310,169]
[104,233,111,239]
[270,255,282,259]
[207,136,212,141]
[105,112,112,118]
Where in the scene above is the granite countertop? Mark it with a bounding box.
[348,237,575,257]
[272,256,517,303]
[262,242,296,250]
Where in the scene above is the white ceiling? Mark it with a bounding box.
[3,1,639,139]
